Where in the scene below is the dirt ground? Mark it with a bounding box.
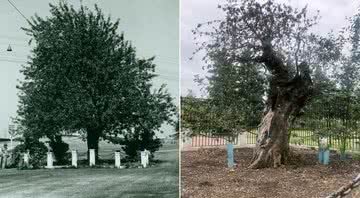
[181,147,360,198]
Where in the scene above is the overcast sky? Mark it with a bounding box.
[181,0,360,97]
[0,0,179,138]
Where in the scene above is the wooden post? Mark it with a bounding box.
[71,150,78,168]
[89,149,95,166]
[46,152,54,169]
[115,151,121,168]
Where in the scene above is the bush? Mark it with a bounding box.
[122,129,162,162]
[11,140,47,169]
[48,136,69,165]
[9,143,26,168]
[29,141,48,168]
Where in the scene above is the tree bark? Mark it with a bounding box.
[249,41,313,169]
[249,69,312,168]
[86,129,100,162]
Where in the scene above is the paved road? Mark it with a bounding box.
[0,146,179,198]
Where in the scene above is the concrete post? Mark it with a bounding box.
[89,149,95,166]
[141,150,148,168]
[237,132,248,147]
[1,156,6,169]
[24,151,30,167]
[115,151,121,168]
[71,150,78,168]
[46,152,54,169]
[0,155,2,169]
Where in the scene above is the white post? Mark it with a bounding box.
[141,151,147,168]
[115,151,121,168]
[89,149,95,166]
[145,150,149,166]
[46,152,54,169]
[71,150,78,168]
[23,151,29,167]
[237,132,248,147]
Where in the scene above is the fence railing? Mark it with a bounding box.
[191,133,238,147]
[247,128,360,152]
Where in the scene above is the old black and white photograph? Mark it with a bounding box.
[0,0,179,197]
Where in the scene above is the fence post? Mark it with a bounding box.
[72,150,78,168]
[115,150,121,168]
[46,152,54,169]
[227,143,234,168]
[89,149,95,166]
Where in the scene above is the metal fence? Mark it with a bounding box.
[191,133,238,147]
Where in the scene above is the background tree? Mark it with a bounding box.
[193,0,342,168]
[17,2,175,161]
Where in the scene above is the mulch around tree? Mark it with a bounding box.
[181,147,360,198]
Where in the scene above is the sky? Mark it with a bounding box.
[0,0,179,138]
[181,0,360,97]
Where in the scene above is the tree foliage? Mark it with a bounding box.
[17,2,176,159]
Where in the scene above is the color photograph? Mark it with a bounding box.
[181,0,360,197]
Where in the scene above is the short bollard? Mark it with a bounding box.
[115,151,121,168]
[71,150,78,168]
[318,138,330,165]
[2,157,6,169]
[0,156,3,169]
[24,151,30,167]
[89,149,95,166]
[141,150,149,168]
[46,152,54,169]
[227,143,234,168]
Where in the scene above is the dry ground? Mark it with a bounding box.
[181,147,360,198]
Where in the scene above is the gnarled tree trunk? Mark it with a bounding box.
[249,42,313,169]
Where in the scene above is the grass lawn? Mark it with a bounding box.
[0,144,179,198]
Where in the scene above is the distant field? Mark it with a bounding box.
[0,144,179,198]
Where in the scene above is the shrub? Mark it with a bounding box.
[11,140,47,169]
[48,136,69,165]
[28,140,48,168]
[9,143,26,168]
[122,129,162,162]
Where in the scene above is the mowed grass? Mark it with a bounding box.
[0,141,179,198]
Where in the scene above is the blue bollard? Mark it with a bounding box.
[318,148,324,163]
[323,150,330,165]
[227,143,234,168]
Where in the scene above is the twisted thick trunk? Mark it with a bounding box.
[249,72,312,168]
[247,39,313,168]
[86,129,101,162]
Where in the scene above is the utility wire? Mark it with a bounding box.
[7,0,28,21]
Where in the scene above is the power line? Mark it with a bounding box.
[7,0,28,21]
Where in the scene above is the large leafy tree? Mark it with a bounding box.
[193,0,342,168]
[17,2,175,160]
